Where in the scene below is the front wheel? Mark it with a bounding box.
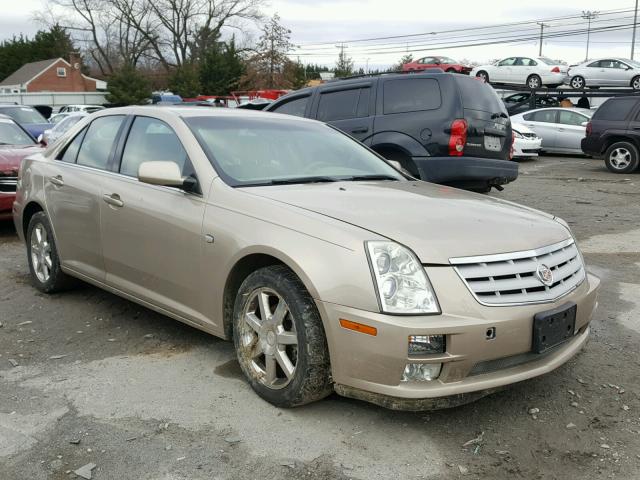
[570,76,585,89]
[632,76,640,90]
[26,212,76,293]
[476,71,489,83]
[604,141,640,173]
[527,74,542,89]
[233,265,333,408]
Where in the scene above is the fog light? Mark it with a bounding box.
[401,363,442,382]
[408,335,445,355]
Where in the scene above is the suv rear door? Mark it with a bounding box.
[310,82,375,143]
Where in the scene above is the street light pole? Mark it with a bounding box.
[582,11,599,61]
[632,0,639,60]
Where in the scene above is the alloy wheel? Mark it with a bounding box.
[609,148,632,170]
[633,77,640,90]
[30,223,52,283]
[238,288,298,390]
[571,76,585,89]
[528,76,541,89]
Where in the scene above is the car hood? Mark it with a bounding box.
[0,145,41,176]
[244,181,570,264]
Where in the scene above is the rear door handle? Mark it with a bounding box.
[351,127,369,134]
[102,193,124,208]
[50,175,64,187]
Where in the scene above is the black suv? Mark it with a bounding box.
[265,72,517,191]
[582,96,640,173]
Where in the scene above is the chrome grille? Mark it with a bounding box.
[0,177,17,193]
[450,239,585,306]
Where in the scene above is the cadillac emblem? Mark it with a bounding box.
[536,264,554,287]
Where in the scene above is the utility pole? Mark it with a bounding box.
[582,11,599,61]
[632,0,639,60]
[537,22,547,56]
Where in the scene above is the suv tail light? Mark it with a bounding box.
[585,121,592,136]
[448,119,468,156]
[551,66,561,73]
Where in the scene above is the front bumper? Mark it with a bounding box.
[0,192,16,221]
[317,270,599,409]
[513,138,542,157]
[413,156,519,189]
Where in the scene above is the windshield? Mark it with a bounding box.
[0,120,35,145]
[185,116,405,186]
[454,76,508,114]
[0,107,47,125]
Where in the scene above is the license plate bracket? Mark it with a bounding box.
[532,303,577,354]
[484,135,501,151]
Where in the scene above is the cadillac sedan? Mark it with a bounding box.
[12,107,600,410]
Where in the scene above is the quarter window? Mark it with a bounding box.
[120,116,192,178]
[383,78,441,114]
[271,96,309,117]
[76,116,125,170]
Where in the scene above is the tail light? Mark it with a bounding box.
[510,132,515,160]
[448,119,468,156]
[551,66,561,73]
[586,121,592,136]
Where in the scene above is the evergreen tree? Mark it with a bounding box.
[106,66,151,105]
[168,64,201,97]
[334,46,354,78]
[199,36,245,95]
[390,54,413,71]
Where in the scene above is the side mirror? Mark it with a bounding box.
[138,161,188,188]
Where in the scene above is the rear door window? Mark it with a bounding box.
[271,96,309,117]
[526,110,558,123]
[76,116,125,170]
[317,88,371,121]
[594,98,638,121]
[558,111,588,126]
[383,78,441,114]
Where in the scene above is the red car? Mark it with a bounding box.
[0,115,42,220]
[402,56,472,74]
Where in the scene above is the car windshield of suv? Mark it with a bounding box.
[0,120,35,145]
[185,116,405,186]
[0,107,47,125]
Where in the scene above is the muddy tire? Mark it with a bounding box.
[604,141,640,173]
[26,212,76,293]
[232,265,332,407]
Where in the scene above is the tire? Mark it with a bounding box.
[632,76,640,90]
[476,71,489,83]
[232,265,332,408]
[26,212,76,293]
[527,74,542,89]
[604,141,640,174]
[570,76,585,89]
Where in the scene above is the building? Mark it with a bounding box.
[0,54,106,94]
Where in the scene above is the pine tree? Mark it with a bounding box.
[334,46,354,78]
[106,66,151,105]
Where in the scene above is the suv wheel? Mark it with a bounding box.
[26,212,76,293]
[632,76,640,90]
[233,265,332,407]
[570,76,585,89]
[604,141,640,173]
[476,71,489,83]
[527,75,542,89]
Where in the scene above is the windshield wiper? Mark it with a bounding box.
[239,176,340,187]
[347,174,400,182]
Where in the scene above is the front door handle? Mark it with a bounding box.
[50,175,64,187]
[102,193,124,208]
[351,127,369,134]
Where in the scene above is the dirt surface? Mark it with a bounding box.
[1,155,639,480]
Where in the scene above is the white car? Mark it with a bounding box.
[471,56,568,89]
[510,108,593,155]
[40,113,88,146]
[511,123,542,158]
[565,58,640,89]
[58,104,105,114]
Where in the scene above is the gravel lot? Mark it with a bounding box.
[1,155,639,480]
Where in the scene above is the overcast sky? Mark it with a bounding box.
[2,0,639,68]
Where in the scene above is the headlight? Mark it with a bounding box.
[366,241,440,315]
[513,130,524,139]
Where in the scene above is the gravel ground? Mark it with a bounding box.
[1,154,639,480]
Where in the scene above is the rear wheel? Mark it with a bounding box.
[476,71,489,83]
[527,74,542,89]
[604,141,640,173]
[26,212,76,293]
[632,76,640,90]
[233,265,332,408]
[570,76,585,89]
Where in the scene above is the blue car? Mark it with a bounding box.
[0,105,50,140]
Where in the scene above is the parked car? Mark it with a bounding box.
[0,115,42,220]
[566,58,640,90]
[40,113,88,145]
[151,92,183,104]
[13,106,600,410]
[510,108,593,154]
[402,56,472,74]
[471,57,568,89]
[502,92,560,115]
[512,122,542,159]
[0,104,50,139]
[581,96,640,173]
[58,104,105,114]
[265,72,517,192]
